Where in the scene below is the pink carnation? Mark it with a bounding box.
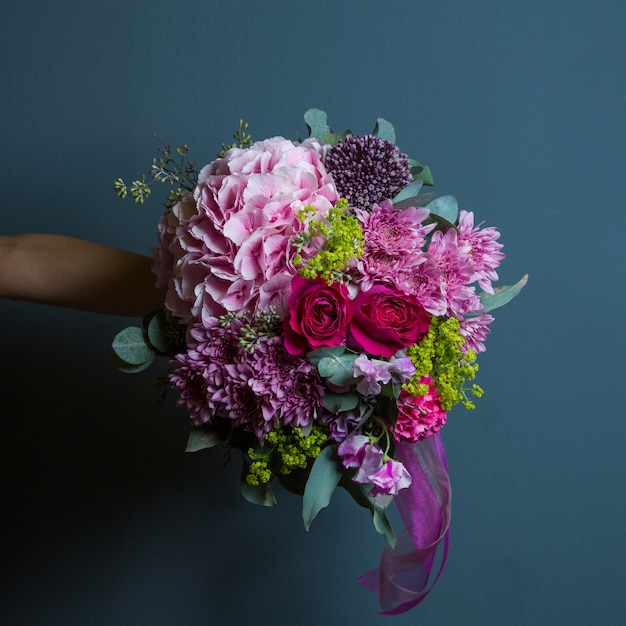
[394,378,447,443]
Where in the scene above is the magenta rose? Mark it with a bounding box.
[283,275,353,355]
[349,285,430,357]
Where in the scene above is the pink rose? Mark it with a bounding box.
[394,379,447,443]
[283,275,353,355]
[349,285,430,357]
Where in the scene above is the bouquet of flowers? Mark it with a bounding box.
[113,109,526,614]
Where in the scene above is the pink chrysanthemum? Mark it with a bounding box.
[394,378,447,443]
[394,253,447,317]
[459,312,494,354]
[427,228,481,317]
[355,200,434,290]
[457,210,505,294]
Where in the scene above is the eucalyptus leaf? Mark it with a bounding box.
[427,195,459,224]
[112,326,154,366]
[112,352,154,374]
[277,465,310,496]
[307,346,346,367]
[303,445,343,530]
[340,477,396,548]
[304,108,331,138]
[409,159,434,186]
[318,353,359,387]
[372,117,396,143]
[479,273,528,313]
[323,391,360,414]
[146,309,175,356]
[392,179,424,204]
[393,192,437,211]
[185,426,228,452]
[318,130,351,146]
[372,501,397,548]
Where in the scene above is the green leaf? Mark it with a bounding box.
[302,445,343,530]
[479,273,528,313]
[339,477,396,548]
[112,352,154,374]
[307,346,346,367]
[372,117,396,143]
[318,353,358,387]
[112,326,154,365]
[304,108,331,138]
[185,425,228,452]
[427,195,459,224]
[372,500,397,548]
[240,462,277,507]
[409,159,434,186]
[393,179,424,204]
[393,192,437,211]
[323,391,360,414]
[276,465,310,496]
[317,130,351,146]
[145,309,175,355]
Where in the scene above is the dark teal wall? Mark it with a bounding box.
[2,1,625,624]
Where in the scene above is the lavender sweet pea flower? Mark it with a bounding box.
[337,435,384,483]
[353,354,393,395]
[388,355,416,384]
[368,458,412,497]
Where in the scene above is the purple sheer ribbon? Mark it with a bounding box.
[359,432,451,615]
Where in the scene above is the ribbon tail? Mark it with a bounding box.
[359,432,452,614]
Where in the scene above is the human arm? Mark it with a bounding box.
[0,234,165,317]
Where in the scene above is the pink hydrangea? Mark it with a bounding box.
[153,137,340,325]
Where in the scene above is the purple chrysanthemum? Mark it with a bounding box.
[324,135,412,210]
[247,335,325,438]
[170,317,245,426]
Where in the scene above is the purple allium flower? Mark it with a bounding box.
[324,135,412,210]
